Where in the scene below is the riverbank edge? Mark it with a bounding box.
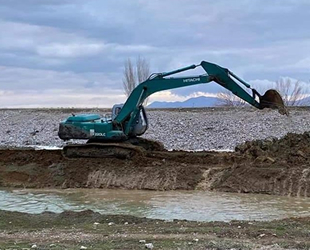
[0,209,309,249]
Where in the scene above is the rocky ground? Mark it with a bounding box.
[1,107,310,150]
[0,210,309,250]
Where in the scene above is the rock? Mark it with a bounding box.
[266,156,276,163]
[254,156,276,164]
[145,243,154,249]
[296,150,307,158]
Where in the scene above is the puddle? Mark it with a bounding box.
[1,189,309,222]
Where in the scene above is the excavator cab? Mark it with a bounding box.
[112,104,123,120]
[112,104,148,136]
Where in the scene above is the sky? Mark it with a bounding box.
[0,0,309,108]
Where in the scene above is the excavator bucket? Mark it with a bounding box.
[259,89,289,116]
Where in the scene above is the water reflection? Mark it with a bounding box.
[0,189,309,222]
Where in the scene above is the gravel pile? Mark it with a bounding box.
[0,107,309,151]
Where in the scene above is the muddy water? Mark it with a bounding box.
[1,189,310,222]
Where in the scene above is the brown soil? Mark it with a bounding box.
[0,132,310,197]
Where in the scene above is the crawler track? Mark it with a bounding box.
[63,143,144,159]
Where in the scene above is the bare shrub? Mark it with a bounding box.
[275,78,306,106]
[216,78,308,107]
[217,90,247,107]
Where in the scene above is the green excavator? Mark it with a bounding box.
[58,61,287,158]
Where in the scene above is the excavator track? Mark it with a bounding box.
[127,137,165,151]
[63,143,144,159]
[62,138,165,159]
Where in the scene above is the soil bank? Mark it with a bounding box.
[0,132,310,197]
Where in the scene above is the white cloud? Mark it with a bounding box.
[148,91,187,103]
[0,65,120,91]
[295,57,310,70]
[37,43,106,58]
[148,90,218,104]
[36,42,156,58]
[113,44,156,53]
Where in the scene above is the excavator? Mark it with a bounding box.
[58,61,287,158]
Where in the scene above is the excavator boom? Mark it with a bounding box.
[114,61,286,125]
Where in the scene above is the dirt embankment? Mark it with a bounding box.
[0,132,310,197]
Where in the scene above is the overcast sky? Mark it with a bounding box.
[0,0,309,108]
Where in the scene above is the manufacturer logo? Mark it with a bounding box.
[90,129,106,137]
[95,133,106,136]
[183,78,200,83]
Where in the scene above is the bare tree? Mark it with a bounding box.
[122,57,150,103]
[136,57,150,84]
[123,59,136,97]
[217,90,247,107]
[275,78,306,106]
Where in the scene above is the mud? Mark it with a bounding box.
[0,132,309,197]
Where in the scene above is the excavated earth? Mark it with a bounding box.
[0,131,310,197]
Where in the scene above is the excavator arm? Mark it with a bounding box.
[114,61,286,129]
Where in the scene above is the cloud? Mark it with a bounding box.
[37,42,156,58]
[0,0,309,107]
[0,65,120,91]
[148,91,187,103]
[37,43,106,58]
[0,88,126,108]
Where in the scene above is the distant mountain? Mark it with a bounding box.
[147,95,310,109]
[147,96,221,108]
